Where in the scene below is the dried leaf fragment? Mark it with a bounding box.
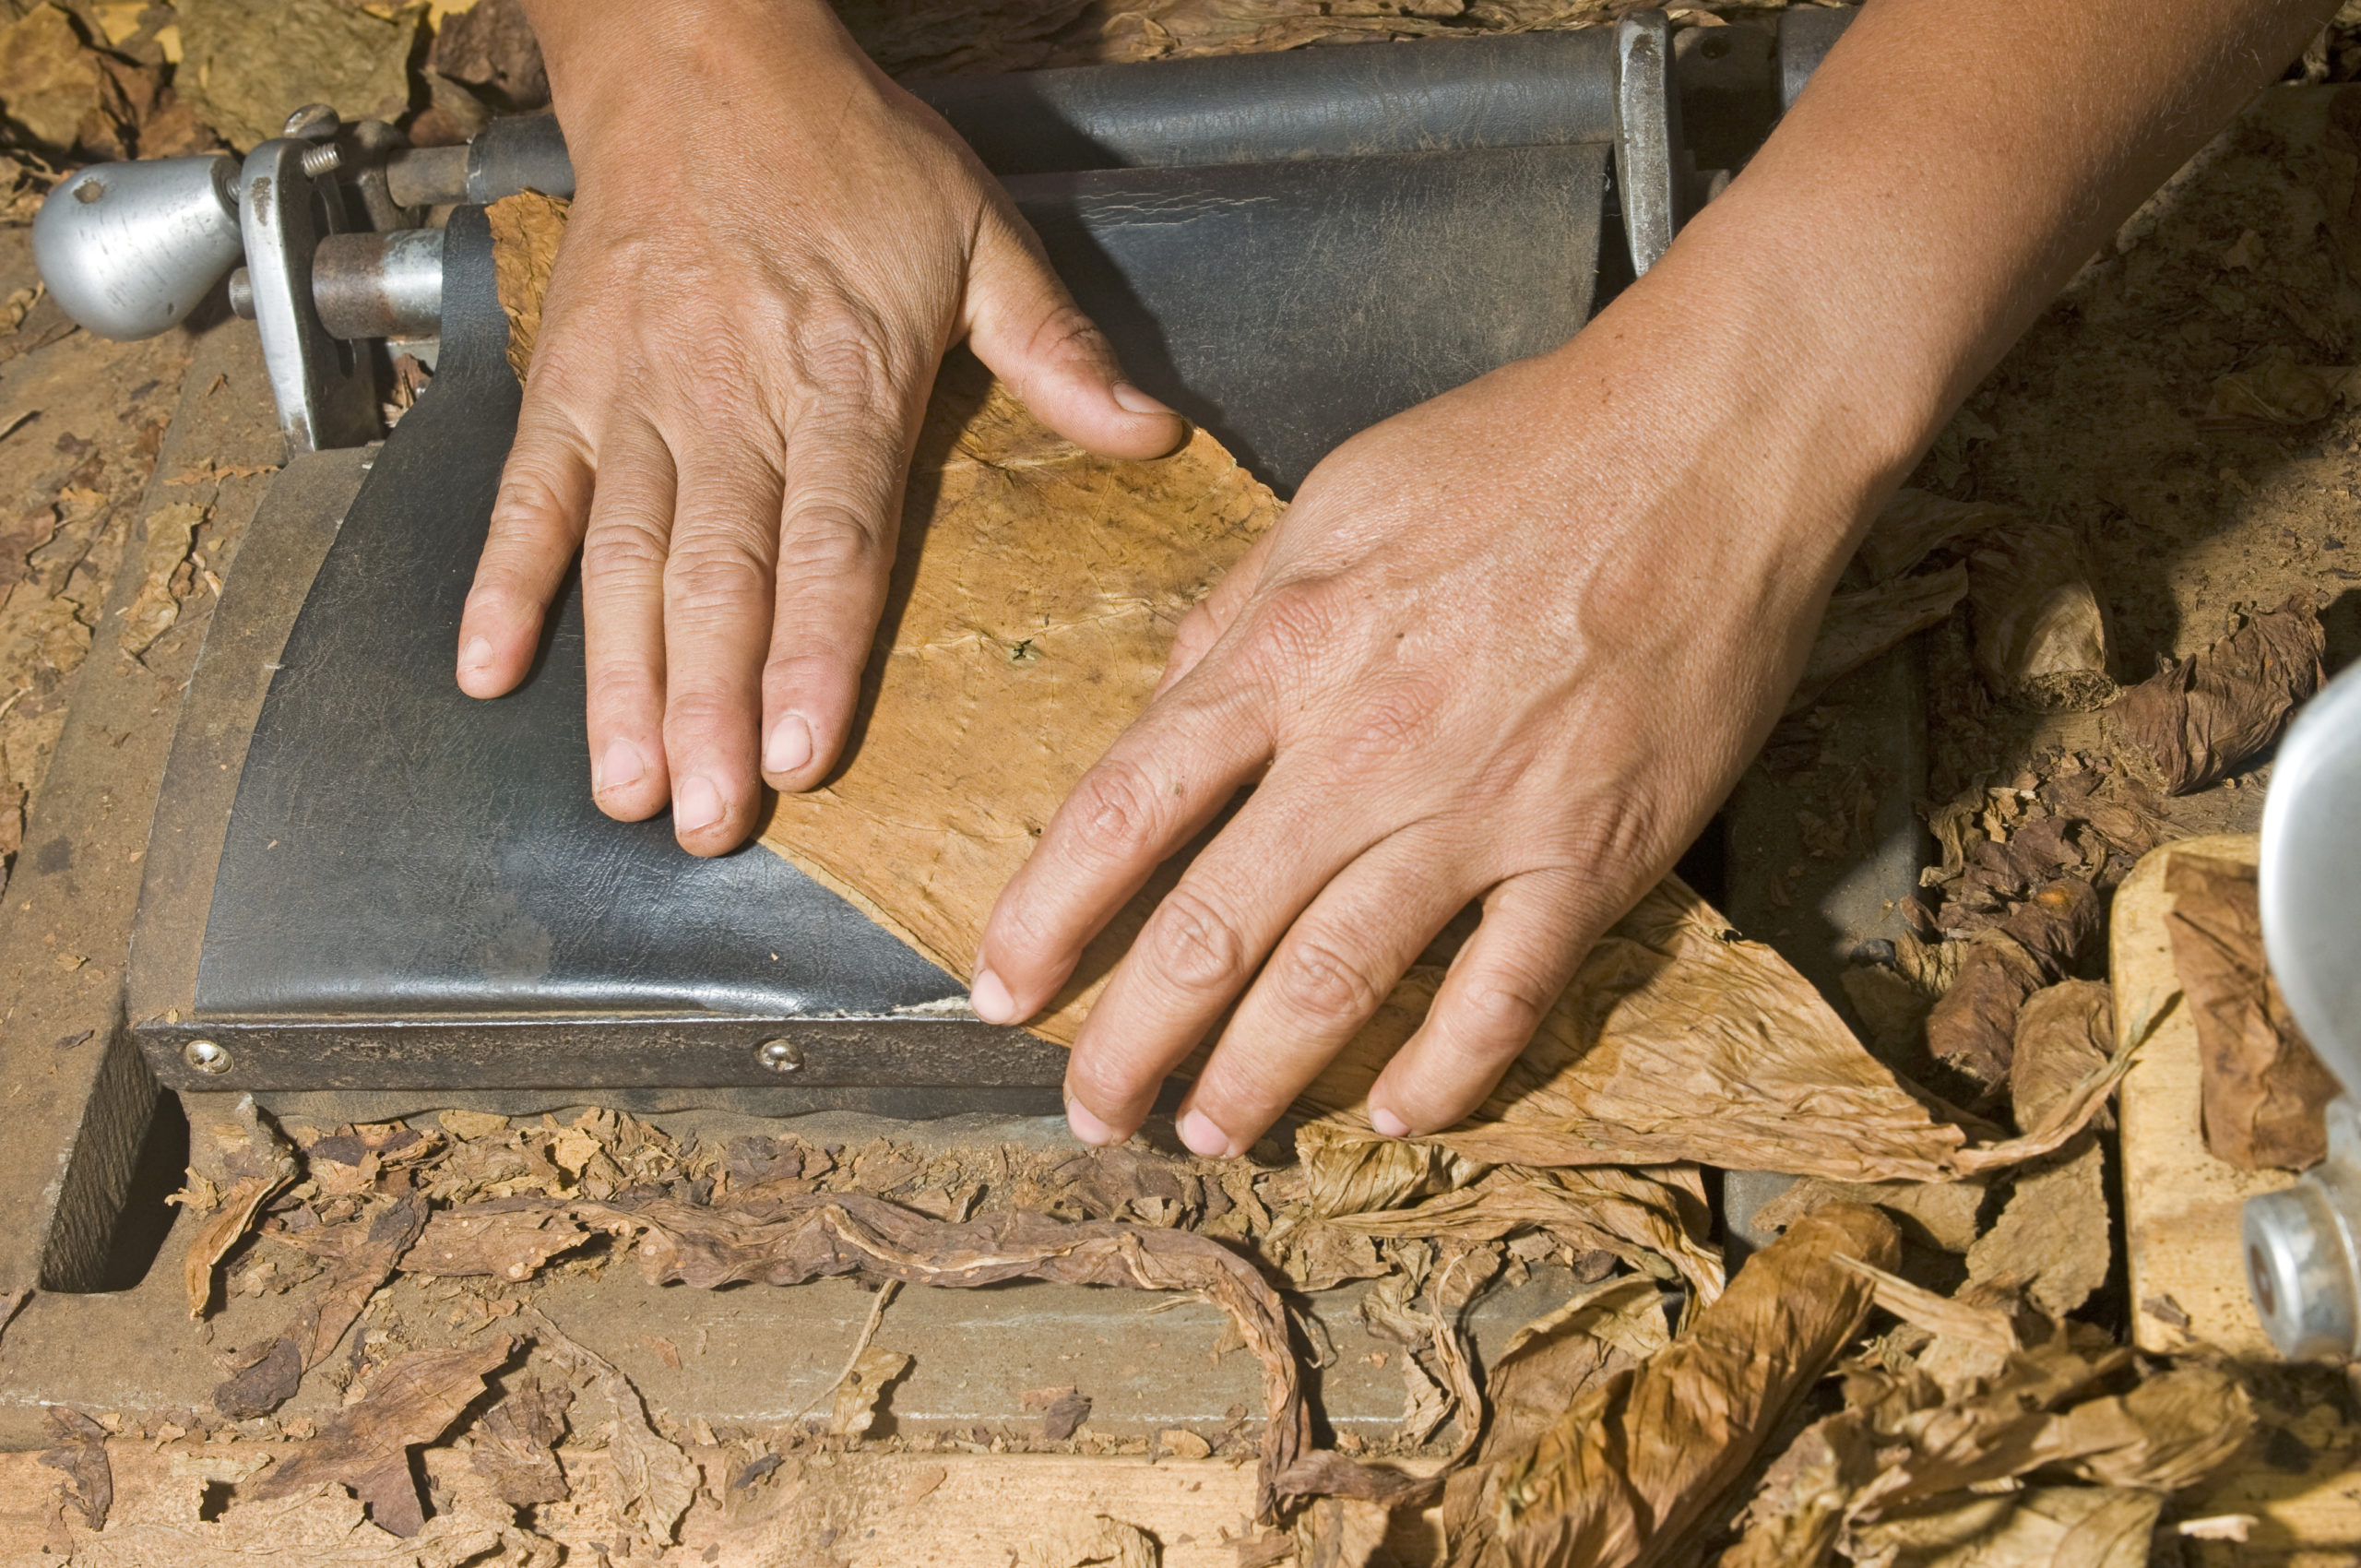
[485,190,569,383]
[2165,852,2335,1170]
[1021,1514,1162,1567]
[1964,517,2111,706]
[1451,1203,1900,1568]
[2109,592,2323,794]
[250,1336,515,1538]
[1791,563,1969,712]
[175,1094,295,1320]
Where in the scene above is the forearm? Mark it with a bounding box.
[1556,0,2332,559]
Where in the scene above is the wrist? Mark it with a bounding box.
[519,0,857,137]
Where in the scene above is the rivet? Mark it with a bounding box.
[184,1039,231,1075]
[755,1038,802,1073]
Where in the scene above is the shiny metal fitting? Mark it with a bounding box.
[755,1038,803,1073]
[183,1039,232,1075]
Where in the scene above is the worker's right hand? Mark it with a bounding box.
[457,0,1184,854]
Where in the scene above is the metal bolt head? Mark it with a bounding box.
[755,1038,802,1073]
[184,1039,231,1075]
[283,103,341,141]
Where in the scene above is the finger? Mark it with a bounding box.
[964,203,1186,461]
[1366,867,1598,1135]
[972,672,1274,1025]
[1155,530,1275,700]
[576,415,679,824]
[1169,837,1471,1157]
[460,398,595,698]
[658,434,789,855]
[1058,772,1383,1144]
[760,391,914,795]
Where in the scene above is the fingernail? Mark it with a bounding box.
[765,713,813,778]
[1178,1108,1233,1159]
[674,776,724,833]
[1111,382,1173,417]
[1370,1107,1411,1139]
[458,635,493,675]
[597,738,643,793]
[970,968,1018,1025]
[1065,1094,1118,1146]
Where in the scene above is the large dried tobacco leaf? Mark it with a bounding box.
[1444,1203,1899,1568]
[174,1093,296,1319]
[1300,892,2129,1183]
[568,1191,1309,1520]
[755,355,1281,1044]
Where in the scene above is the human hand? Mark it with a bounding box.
[968,279,1898,1156]
[456,0,1183,853]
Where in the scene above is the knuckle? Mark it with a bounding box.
[777,504,886,584]
[1449,967,1553,1053]
[1065,758,1168,863]
[664,541,773,613]
[1246,578,1350,670]
[787,304,898,406]
[1326,680,1446,777]
[581,517,669,587]
[1065,1050,1148,1116]
[1270,935,1386,1027]
[1140,885,1252,994]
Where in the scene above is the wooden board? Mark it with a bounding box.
[2114,833,2288,1356]
[2115,833,2361,1567]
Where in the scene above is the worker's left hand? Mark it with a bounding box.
[969,280,1891,1154]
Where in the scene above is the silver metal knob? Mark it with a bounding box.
[31,155,243,340]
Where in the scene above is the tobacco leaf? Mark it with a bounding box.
[1726,1335,2251,1564]
[1924,879,2101,1099]
[1324,1164,1723,1305]
[486,191,570,385]
[1789,563,1969,713]
[1037,1385,1092,1442]
[2165,852,2335,1170]
[1295,1495,1398,1568]
[524,1307,700,1544]
[1854,489,2021,584]
[2193,348,2355,428]
[427,0,547,111]
[0,5,142,160]
[176,1094,297,1320]
[1753,1176,1987,1254]
[400,1202,589,1280]
[1446,1203,1899,1568]
[120,502,205,656]
[1845,1485,2160,1568]
[467,1380,572,1508]
[1839,1256,2023,1355]
[219,1194,432,1418]
[251,1336,516,1538]
[1953,980,2115,1320]
[574,1192,1309,1519]
[176,0,417,151]
[833,1346,911,1438]
[1964,517,2111,707]
[38,1406,111,1530]
[2108,592,2323,794]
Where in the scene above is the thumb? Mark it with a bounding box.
[963,204,1187,460]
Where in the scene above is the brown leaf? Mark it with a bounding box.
[1925,880,2102,1099]
[2193,348,2355,427]
[467,1380,571,1507]
[427,0,547,110]
[0,6,133,159]
[2165,852,2336,1170]
[1964,517,2111,706]
[400,1202,588,1280]
[37,1407,110,1530]
[1854,489,2018,584]
[219,1194,432,1417]
[1790,564,1970,713]
[2011,980,2116,1133]
[1753,1176,1987,1254]
[1449,1203,1900,1568]
[1846,1485,2161,1568]
[176,0,417,151]
[1020,1514,1162,1568]
[575,1192,1308,1520]
[175,1095,296,1320]
[520,1307,699,1543]
[2108,593,2323,794]
[1037,1386,1092,1442]
[486,190,569,384]
[833,1346,911,1438]
[250,1337,515,1537]
[119,501,205,656]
